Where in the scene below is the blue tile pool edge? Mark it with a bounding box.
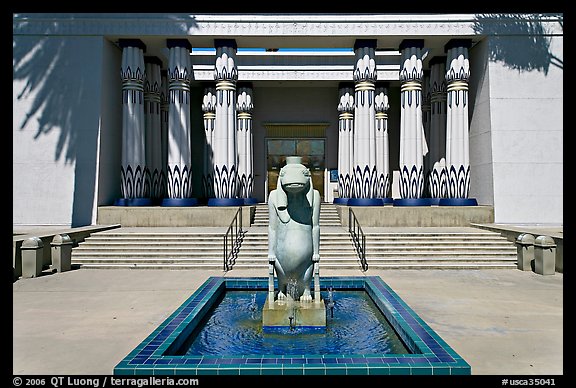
[114,276,471,376]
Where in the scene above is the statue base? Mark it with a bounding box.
[262,295,326,332]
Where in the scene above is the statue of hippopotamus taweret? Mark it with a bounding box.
[267,156,321,302]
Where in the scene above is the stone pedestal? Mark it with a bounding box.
[515,233,535,271]
[50,234,73,272]
[21,237,44,278]
[262,296,326,332]
[534,235,556,276]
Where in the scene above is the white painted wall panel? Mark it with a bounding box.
[13,36,105,226]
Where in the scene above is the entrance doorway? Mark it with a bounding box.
[266,138,325,200]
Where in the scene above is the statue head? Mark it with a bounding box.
[276,156,314,210]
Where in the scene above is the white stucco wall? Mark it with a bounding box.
[469,38,495,208]
[486,34,563,224]
[13,36,106,227]
[95,39,123,213]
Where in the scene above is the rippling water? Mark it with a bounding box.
[181,290,410,356]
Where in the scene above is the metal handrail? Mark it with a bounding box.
[223,207,245,271]
[348,207,368,271]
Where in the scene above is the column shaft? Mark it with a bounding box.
[445,42,471,198]
[352,42,378,199]
[428,57,448,198]
[337,84,354,199]
[398,41,428,199]
[237,84,254,200]
[159,71,169,199]
[164,40,195,204]
[422,70,431,197]
[144,57,162,201]
[119,40,150,203]
[375,84,390,199]
[212,41,239,200]
[202,86,216,198]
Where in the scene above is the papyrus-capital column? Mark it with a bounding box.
[336,82,354,203]
[202,84,216,199]
[375,82,391,201]
[428,56,448,200]
[117,39,151,206]
[163,39,197,206]
[237,82,257,204]
[442,39,476,205]
[144,56,163,202]
[210,39,243,206]
[350,39,381,205]
[397,39,428,203]
[159,70,169,200]
[422,70,431,198]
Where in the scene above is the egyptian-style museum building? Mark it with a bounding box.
[13,13,563,227]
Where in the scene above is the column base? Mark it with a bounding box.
[438,198,478,206]
[243,197,260,205]
[333,198,349,205]
[381,197,394,205]
[161,198,199,207]
[427,198,442,206]
[393,198,433,206]
[208,198,246,207]
[347,198,384,206]
[114,198,153,206]
[151,198,165,206]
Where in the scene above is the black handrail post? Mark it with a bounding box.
[223,234,228,271]
[223,207,245,272]
[348,207,368,272]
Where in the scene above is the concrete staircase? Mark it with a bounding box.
[252,203,342,227]
[360,230,518,269]
[223,228,518,269]
[71,230,230,269]
[71,223,518,271]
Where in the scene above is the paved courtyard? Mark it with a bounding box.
[13,267,562,376]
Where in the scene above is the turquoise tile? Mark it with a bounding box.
[388,366,410,375]
[113,367,135,375]
[218,368,240,375]
[261,368,282,375]
[368,366,390,375]
[451,366,471,375]
[174,367,198,375]
[303,367,325,375]
[282,367,304,375]
[345,366,368,375]
[152,365,175,375]
[134,366,154,375]
[431,366,451,375]
[238,368,261,375]
[410,366,433,375]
